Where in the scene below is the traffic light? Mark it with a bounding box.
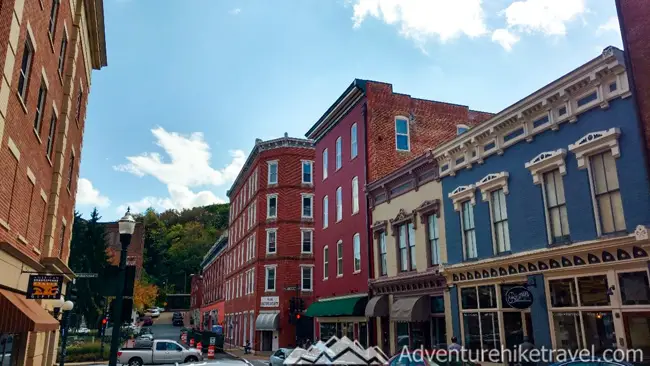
[67,283,78,302]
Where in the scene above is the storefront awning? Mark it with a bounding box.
[390,296,429,322]
[365,295,389,317]
[255,313,279,331]
[305,296,368,317]
[0,288,59,332]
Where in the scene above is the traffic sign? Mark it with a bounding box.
[75,273,99,278]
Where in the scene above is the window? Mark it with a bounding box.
[428,215,440,265]
[350,123,358,159]
[75,88,83,122]
[302,194,313,219]
[301,229,313,253]
[461,201,477,259]
[58,36,68,76]
[266,229,277,254]
[46,110,57,158]
[48,0,61,38]
[34,83,47,133]
[351,177,359,214]
[301,266,313,291]
[490,188,510,253]
[267,161,278,185]
[18,38,34,100]
[353,233,361,272]
[67,153,75,191]
[336,240,343,276]
[322,148,328,179]
[59,222,66,254]
[265,266,276,291]
[267,194,277,218]
[395,117,410,151]
[323,196,329,228]
[460,285,500,352]
[590,151,625,234]
[323,246,329,279]
[378,232,387,276]
[336,187,342,221]
[457,124,469,135]
[397,223,416,271]
[335,137,342,170]
[302,161,313,184]
[543,169,570,244]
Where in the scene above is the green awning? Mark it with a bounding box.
[305,296,368,317]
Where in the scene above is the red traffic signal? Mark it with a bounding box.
[296,314,301,320]
[102,318,108,325]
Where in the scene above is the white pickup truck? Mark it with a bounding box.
[117,339,202,366]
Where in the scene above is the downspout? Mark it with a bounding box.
[615,0,650,181]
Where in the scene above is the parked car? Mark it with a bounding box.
[141,317,153,326]
[270,348,294,366]
[117,339,202,366]
[145,309,160,318]
[172,317,183,326]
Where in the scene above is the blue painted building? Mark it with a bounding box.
[436,47,650,361]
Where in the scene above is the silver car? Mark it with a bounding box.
[270,348,294,366]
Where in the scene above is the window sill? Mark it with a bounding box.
[16,92,28,114]
[45,154,53,167]
[301,289,313,292]
[463,257,479,263]
[267,183,278,187]
[17,234,28,245]
[323,225,328,230]
[353,270,361,275]
[351,210,359,216]
[301,182,314,187]
[58,70,64,86]
[301,216,314,222]
[33,128,43,144]
[494,250,512,257]
[323,277,328,281]
[300,251,313,255]
[0,219,10,231]
[48,35,55,53]
[32,246,41,255]
[266,252,277,256]
[336,274,343,278]
[264,290,276,293]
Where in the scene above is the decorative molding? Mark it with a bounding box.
[475,172,509,202]
[389,209,416,236]
[371,220,387,233]
[635,225,648,241]
[524,149,567,184]
[448,185,475,211]
[415,199,441,224]
[568,128,621,169]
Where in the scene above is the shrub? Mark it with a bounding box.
[58,341,109,362]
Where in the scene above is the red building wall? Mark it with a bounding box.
[190,274,203,311]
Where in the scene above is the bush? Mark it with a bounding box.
[58,341,109,363]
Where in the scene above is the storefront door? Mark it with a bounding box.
[623,312,650,356]
[261,331,273,351]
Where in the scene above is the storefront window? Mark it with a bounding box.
[624,314,650,355]
[480,312,500,350]
[549,278,578,307]
[618,271,650,305]
[582,311,616,354]
[461,285,500,353]
[463,313,481,351]
[430,296,444,314]
[577,275,610,306]
[342,322,354,339]
[396,322,409,350]
[478,285,497,309]
[500,283,526,309]
[461,287,478,309]
[503,312,523,350]
[358,322,367,348]
[320,323,337,341]
[552,312,583,351]
[431,317,446,348]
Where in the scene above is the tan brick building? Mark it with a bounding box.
[0,0,106,363]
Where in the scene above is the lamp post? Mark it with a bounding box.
[108,208,136,366]
[58,298,74,366]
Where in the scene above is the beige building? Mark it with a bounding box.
[365,150,450,355]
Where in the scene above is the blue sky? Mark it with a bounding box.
[75,0,623,220]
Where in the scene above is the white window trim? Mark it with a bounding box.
[395,116,410,152]
[267,160,278,185]
[448,184,476,211]
[301,193,314,219]
[335,137,342,170]
[351,176,359,214]
[264,265,277,292]
[352,233,361,273]
[266,228,277,254]
[301,228,314,254]
[459,201,477,260]
[486,188,511,254]
[323,196,329,229]
[568,128,621,170]
[266,194,278,219]
[475,172,509,202]
[524,149,567,185]
[336,187,343,222]
[302,160,314,184]
[300,264,314,292]
[336,240,344,277]
[323,148,328,180]
[323,245,329,280]
[351,123,358,159]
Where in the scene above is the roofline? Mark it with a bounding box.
[305,79,367,139]
[430,46,625,160]
[365,149,437,193]
[201,232,228,268]
[84,0,108,69]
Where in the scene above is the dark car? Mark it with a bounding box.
[172,316,184,326]
[142,316,153,326]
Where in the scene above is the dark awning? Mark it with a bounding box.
[365,295,389,317]
[255,313,279,331]
[0,288,59,332]
[390,296,429,322]
[305,296,368,317]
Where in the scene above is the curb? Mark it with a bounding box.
[224,350,254,366]
[54,362,108,366]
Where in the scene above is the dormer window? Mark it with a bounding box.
[457,124,469,135]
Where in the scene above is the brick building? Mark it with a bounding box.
[0,0,106,363]
[104,221,145,279]
[224,135,315,352]
[303,79,490,343]
[198,232,227,331]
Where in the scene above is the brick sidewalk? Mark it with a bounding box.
[224,347,271,361]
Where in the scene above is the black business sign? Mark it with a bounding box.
[505,286,534,309]
[26,275,64,299]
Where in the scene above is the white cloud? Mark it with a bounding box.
[229,8,241,15]
[76,178,111,208]
[500,0,586,36]
[350,0,487,45]
[492,28,520,51]
[598,16,620,33]
[114,127,244,213]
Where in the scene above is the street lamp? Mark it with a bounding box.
[58,299,74,366]
[108,208,136,366]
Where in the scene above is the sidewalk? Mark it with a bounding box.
[224,346,271,362]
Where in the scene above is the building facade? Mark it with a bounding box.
[437,47,650,359]
[189,274,203,327]
[104,221,145,279]
[366,150,448,355]
[224,135,315,352]
[304,79,491,342]
[198,232,227,331]
[0,0,106,363]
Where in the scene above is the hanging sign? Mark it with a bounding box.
[26,275,64,299]
[505,286,534,309]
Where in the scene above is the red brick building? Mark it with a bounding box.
[198,232,227,331]
[104,221,145,279]
[616,0,650,169]
[0,0,106,362]
[304,79,490,344]
[224,135,315,352]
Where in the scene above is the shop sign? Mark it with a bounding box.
[26,275,63,299]
[260,296,279,308]
[505,286,534,309]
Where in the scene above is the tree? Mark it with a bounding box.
[133,277,159,311]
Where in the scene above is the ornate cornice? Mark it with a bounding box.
[389,209,416,235]
[525,149,567,184]
[369,270,445,296]
[568,128,621,169]
[475,172,509,201]
[415,199,441,224]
